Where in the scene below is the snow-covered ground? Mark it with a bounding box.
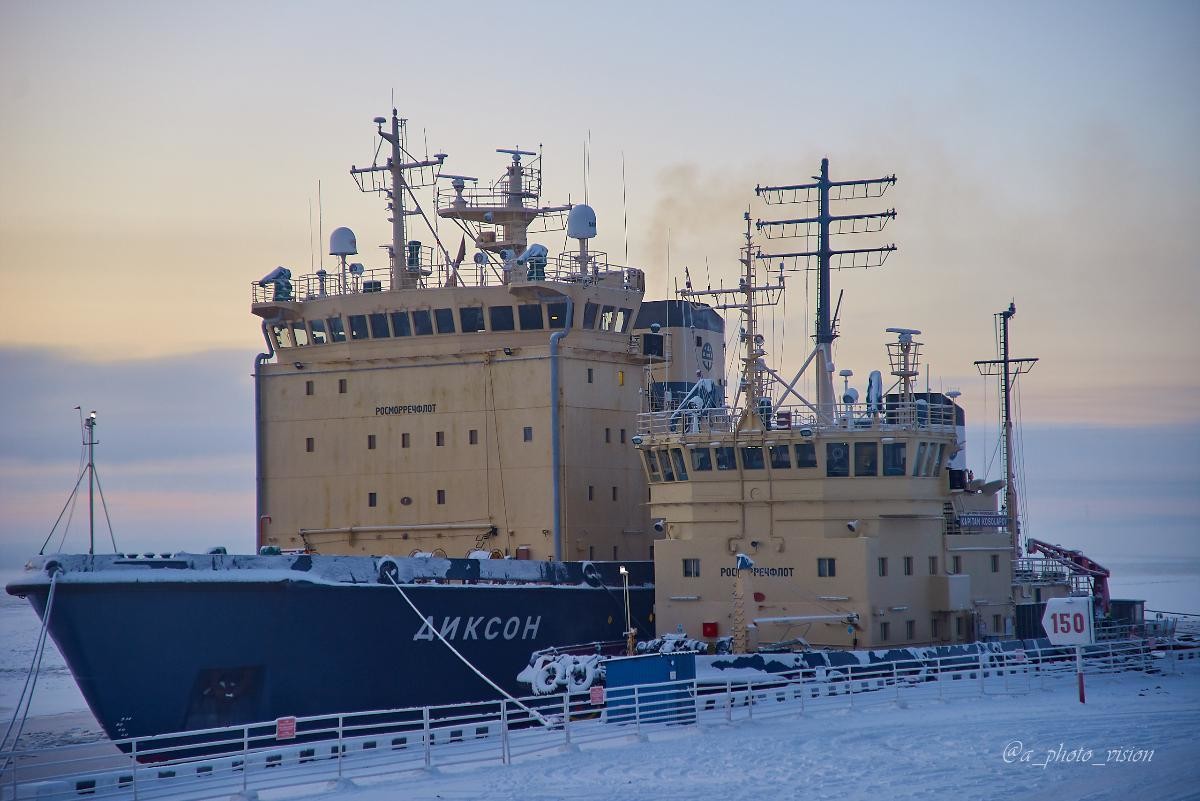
[268,665,1200,801]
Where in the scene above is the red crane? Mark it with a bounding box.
[1025,538,1111,614]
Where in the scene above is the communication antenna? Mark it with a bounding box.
[974,303,1038,562]
[756,159,897,421]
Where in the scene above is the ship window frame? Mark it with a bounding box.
[878,557,888,577]
[993,614,1003,634]
[929,555,938,575]
[369,312,391,339]
[523,426,533,442]
[411,309,434,336]
[854,442,878,477]
[903,556,913,576]
[913,442,929,477]
[309,319,328,345]
[952,555,962,574]
[690,447,713,472]
[402,432,411,449]
[715,446,737,471]
[599,305,616,331]
[768,444,791,469]
[459,306,486,333]
[670,448,689,481]
[436,489,446,505]
[305,380,314,396]
[817,557,836,578]
[605,427,611,444]
[469,429,479,445]
[882,442,907,476]
[906,620,915,640]
[305,437,314,453]
[434,308,456,334]
[368,491,377,508]
[794,442,817,468]
[588,485,595,501]
[291,323,310,347]
[583,302,599,329]
[547,302,568,329]
[271,325,290,349]
[644,451,661,482]
[348,314,369,341]
[682,558,701,578]
[367,434,376,450]
[932,443,947,475]
[611,485,618,501]
[657,449,675,481]
[880,621,889,642]
[436,431,445,447]
[826,442,850,477]
[390,311,412,337]
[991,553,1000,573]
[488,305,515,331]
[615,308,633,333]
[327,316,346,343]
[518,303,544,330]
[740,446,765,470]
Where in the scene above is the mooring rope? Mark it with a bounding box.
[384,573,551,726]
[1,571,61,768]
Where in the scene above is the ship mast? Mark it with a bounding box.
[756,159,896,422]
[974,303,1038,560]
[350,110,446,289]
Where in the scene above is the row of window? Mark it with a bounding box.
[274,301,635,349]
[683,554,992,579]
[646,440,947,483]
[306,426,534,453]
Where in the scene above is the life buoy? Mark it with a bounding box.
[533,662,560,694]
[566,660,596,692]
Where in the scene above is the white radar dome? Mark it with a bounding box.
[329,227,358,257]
[567,204,597,239]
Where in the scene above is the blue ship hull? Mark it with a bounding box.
[6,554,655,743]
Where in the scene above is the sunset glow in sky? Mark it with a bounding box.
[1,1,1197,561]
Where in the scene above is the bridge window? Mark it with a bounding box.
[599,306,616,331]
[683,558,700,578]
[740,446,764,470]
[854,442,878,476]
[657,450,675,481]
[768,445,791,469]
[369,313,390,338]
[271,325,290,349]
[309,319,328,345]
[671,448,689,481]
[818,557,836,577]
[615,308,632,333]
[644,451,661,482]
[460,306,485,333]
[690,447,713,472]
[327,317,346,343]
[933,443,947,475]
[913,443,928,476]
[390,311,412,337]
[826,442,850,477]
[715,447,737,471]
[518,304,544,330]
[794,442,817,468]
[583,302,599,329]
[883,442,906,476]
[547,302,568,328]
[349,314,369,340]
[489,306,515,331]
[291,323,310,346]
[412,310,434,335]
[434,308,455,333]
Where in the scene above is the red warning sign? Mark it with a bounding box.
[276,716,297,740]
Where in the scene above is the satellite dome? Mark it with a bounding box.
[329,227,358,257]
[567,204,597,239]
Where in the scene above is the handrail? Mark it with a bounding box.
[2,637,1193,800]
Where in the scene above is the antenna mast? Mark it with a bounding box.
[974,303,1038,561]
[756,159,896,422]
[350,110,445,289]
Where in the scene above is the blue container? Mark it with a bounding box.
[604,653,696,726]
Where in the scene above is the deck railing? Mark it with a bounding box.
[637,400,958,437]
[4,637,1196,801]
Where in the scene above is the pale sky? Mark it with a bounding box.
[1,1,1197,561]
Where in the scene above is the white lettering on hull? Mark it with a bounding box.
[413,615,543,643]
